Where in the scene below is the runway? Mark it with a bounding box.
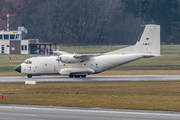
[0,75,180,83]
[1,76,180,120]
[0,104,180,120]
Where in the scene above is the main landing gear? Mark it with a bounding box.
[27,74,32,78]
[69,75,86,78]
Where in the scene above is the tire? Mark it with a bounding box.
[69,75,73,78]
[74,75,80,78]
[27,74,32,78]
[81,75,86,78]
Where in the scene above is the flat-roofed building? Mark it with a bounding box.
[0,26,39,54]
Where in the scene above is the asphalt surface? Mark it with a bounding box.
[0,104,180,120]
[0,75,180,83]
[1,75,180,119]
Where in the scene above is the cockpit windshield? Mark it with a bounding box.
[23,60,32,64]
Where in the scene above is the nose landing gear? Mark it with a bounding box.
[27,74,32,78]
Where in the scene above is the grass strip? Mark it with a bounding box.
[1,81,180,111]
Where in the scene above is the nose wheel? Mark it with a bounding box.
[27,74,32,78]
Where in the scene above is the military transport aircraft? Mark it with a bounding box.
[15,24,160,78]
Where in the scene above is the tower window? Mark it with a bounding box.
[15,34,20,39]
[10,34,15,39]
[4,34,9,39]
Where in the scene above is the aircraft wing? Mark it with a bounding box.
[59,53,101,63]
[53,51,71,55]
[73,54,101,58]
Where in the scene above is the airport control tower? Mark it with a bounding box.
[0,26,39,54]
[0,14,39,54]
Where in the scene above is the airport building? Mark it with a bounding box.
[0,14,55,55]
[0,26,39,54]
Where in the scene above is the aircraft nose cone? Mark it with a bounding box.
[15,65,21,73]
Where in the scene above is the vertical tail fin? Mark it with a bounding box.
[135,24,160,56]
[105,24,160,56]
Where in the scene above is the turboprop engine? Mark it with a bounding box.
[60,55,84,63]
[56,53,100,63]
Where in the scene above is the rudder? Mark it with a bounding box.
[135,24,160,56]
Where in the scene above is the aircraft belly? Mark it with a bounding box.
[59,68,95,75]
[118,54,144,65]
[92,54,143,73]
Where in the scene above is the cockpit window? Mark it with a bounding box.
[23,60,32,64]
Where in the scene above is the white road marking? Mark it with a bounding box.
[0,112,37,116]
[0,106,180,117]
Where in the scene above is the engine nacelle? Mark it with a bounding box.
[60,55,83,63]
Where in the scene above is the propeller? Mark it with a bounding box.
[54,45,62,64]
[54,46,62,72]
[55,52,62,72]
[54,46,62,64]
[56,52,62,64]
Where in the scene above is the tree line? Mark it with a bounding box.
[0,0,180,45]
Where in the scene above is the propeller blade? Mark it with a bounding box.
[56,56,61,65]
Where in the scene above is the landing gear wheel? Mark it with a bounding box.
[81,75,86,78]
[27,74,32,78]
[69,75,73,78]
[74,75,80,78]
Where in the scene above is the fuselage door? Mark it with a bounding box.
[34,66,39,73]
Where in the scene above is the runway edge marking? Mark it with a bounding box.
[0,106,180,117]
